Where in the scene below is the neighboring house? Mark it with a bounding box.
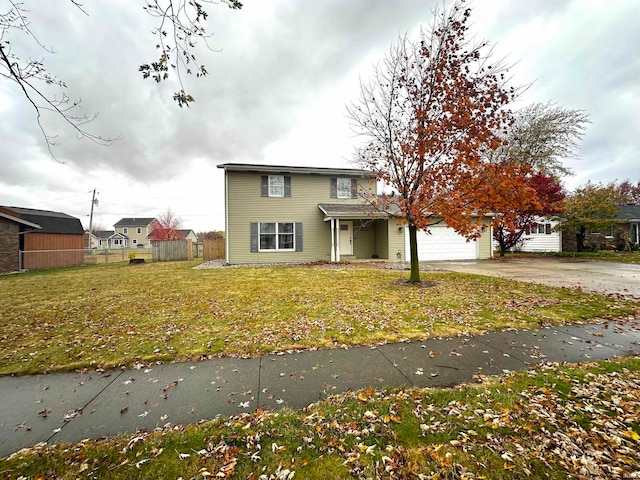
[506,218,563,253]
[176,229,198,244]
[86,230,128,249]
[561,204,640,252]
[0,206,85,270]
[616,204,640,247]
[113,218,159,248]
[217,163,494,264]
[0,210,41,273]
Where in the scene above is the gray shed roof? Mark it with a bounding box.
[0,211,41,229]
[1,206,83,234]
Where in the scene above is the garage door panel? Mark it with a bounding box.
[406,226,478,261]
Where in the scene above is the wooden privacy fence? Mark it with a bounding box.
[20,249,84,270]
[203,238,225,261]
[152,239,193,262]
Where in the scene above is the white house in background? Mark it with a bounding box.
[493,218,562,253]
[86,230,128,249]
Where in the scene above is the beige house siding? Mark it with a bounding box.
[114,222,156,248]
[478,221,493,259]
[225,171,376,264]
[387,217,406,260]
[374,220,389,259]
[352,222,376,259]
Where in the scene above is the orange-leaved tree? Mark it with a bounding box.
[149,208,183,241]
[488,103,588,255]
[347,0,532,282]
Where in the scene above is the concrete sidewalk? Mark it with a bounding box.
[1,318,639,458]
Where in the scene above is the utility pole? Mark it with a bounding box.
[88,189,98,247]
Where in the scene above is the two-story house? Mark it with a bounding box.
[113,218,159,248]
[218,163,494,264]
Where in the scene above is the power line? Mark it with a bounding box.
[18,191,92,208]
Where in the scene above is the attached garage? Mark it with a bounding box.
[405,224,492,261]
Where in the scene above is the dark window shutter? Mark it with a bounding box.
[295,223,303,252]
[261,176,268,197]
[351,178,358,198]
[284,176,292,197]
[250,222,258,252]
[330,178,337,198]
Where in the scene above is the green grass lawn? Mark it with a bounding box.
[0,261,637,375]
[532,251,640,264]
[2,356,638,478]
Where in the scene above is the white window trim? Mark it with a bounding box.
[269,175,285,198]
[258,222,295,252]
[137,227,142,234]
[123,227,128,234]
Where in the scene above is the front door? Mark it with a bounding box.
[339,221,353,256]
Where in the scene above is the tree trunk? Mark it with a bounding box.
[408,223,421,283]
[576,227,586,252]
[496,226,507,257]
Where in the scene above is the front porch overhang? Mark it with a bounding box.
[318,204,390,262]
[318,203,390,221]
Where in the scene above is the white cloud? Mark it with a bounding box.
[2,0,639,231]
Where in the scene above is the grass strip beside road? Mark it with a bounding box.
[1,261,637,375]
[2,356,639,478]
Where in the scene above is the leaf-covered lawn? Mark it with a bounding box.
[0,261,637,375]
[2,357,639,478]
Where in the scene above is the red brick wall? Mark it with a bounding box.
[0,218,20,273]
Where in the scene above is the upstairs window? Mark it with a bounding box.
[261,175,292,197]
[137,227,142,234]
[123,227,128,234]
[269,176,284,197]
[330,178,358,199]
[337,178,352,198]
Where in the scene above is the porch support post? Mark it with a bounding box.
[336,219,341,262]
[489,224,494,258]
[330,217,336,262]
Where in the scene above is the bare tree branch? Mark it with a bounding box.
[0,0,241,159]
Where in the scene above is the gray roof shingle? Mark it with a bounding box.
[616,204,640,221]
[1,206,83,234]
[114,218,157,227]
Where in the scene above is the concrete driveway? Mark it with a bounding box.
[433,258,640,298]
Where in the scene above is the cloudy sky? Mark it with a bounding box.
[1,0,638,232]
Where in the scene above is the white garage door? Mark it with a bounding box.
[406,226,478,261]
